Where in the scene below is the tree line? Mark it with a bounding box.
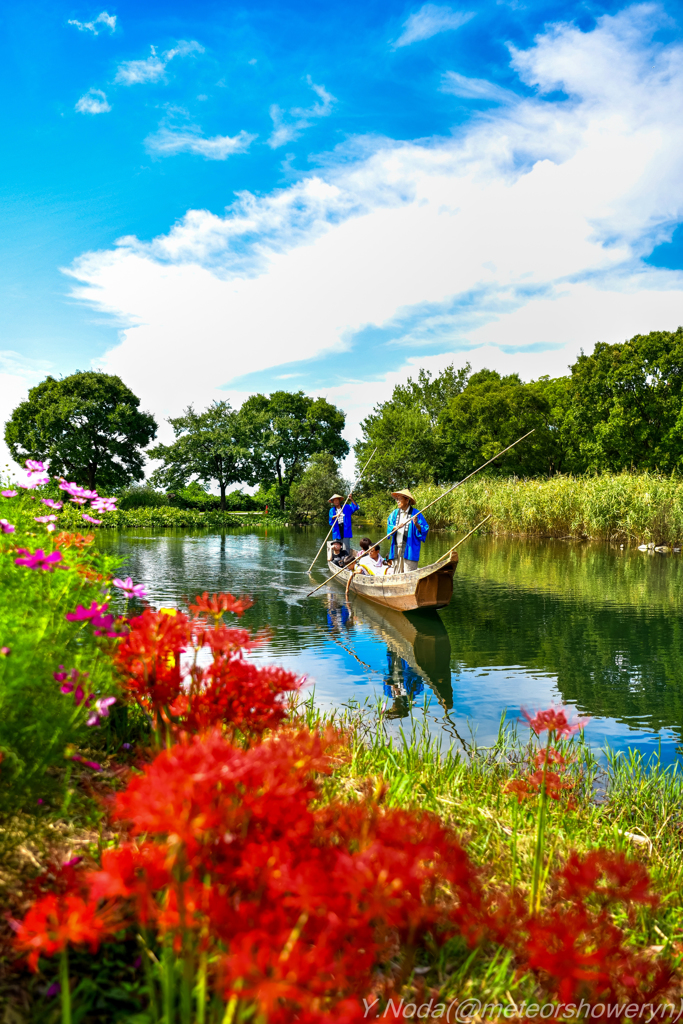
[5,327,683,519]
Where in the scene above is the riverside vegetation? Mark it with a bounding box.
[1,462,683,1021]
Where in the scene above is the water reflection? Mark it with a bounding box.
[97,528,683,762]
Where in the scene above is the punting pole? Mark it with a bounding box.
[306,446,378,573]
[306,430,534,598]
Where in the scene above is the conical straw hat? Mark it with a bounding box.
[328,494,344,502]
[391,489,417,505]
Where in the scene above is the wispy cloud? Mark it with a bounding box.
[393,4,475,48]
[146,126,256,160]
[115,40,204,86]
[441,71,516,103]
[68,10,116,34]
[268,76,336,148]
[75,88,111,114]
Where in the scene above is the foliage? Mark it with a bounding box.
[241,390,348,510]
[288,453,348,523]
[165,481,265,511]
[0,499,120,831]
[569,327,683,472]
[355,364,471,491]
[399,472,683,544]
[116,482,169,510]
[4,371,157,490]
[149,401,252,510]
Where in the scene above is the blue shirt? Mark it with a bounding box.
[329,501,359,539]
[387,507,429,562]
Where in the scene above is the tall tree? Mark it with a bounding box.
[149,401,251,510]
[241,391,348,510]
[4,371,157,490]
[354,364,471,490]
[568,328,683,472]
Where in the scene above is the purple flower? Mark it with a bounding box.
[15,549,63,571]
[112,576,147,599]
[45,981,61,998]
[1,489,17,498]
[122,742,131,750]
[82,514,102,525]
[34,514,58,524]
[87,696,116,726]
[42,498,63,510]
[66,601,108,622]
[25,460,45,473]
[0,519,15,534]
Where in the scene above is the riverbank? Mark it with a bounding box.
[1,506,682,1019]
[362,472,683,545]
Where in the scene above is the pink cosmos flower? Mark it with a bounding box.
[71,754,102,771]
[87,696,116,726]
[0,520,15,534]
[66,601,108,622]
[34,515,58,524]
[46,524,56,533]
[91,497,117,512]
[59,480,97,500]
[1,490,17,498]
[70,497,87,505]
[112,577,147,599]
[25,460,45,473]
[15,549,63,571]
[42,499,63,510]
[19,476,50,490]
[0,647,10,656]
[82,514,102,525]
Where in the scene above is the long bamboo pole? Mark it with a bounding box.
[307,430,533,597]
[306,446,378,573]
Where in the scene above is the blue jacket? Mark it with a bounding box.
[387,507,429,562]
[329,501,359,540]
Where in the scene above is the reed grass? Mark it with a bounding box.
[362,473,683,545]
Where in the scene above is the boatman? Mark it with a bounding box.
[328,493,359,552]
[387,489,429,573]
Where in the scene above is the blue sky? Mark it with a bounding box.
[2,0,683,467]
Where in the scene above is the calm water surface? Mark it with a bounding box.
[98,527,683,763]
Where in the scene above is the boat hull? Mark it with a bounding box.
[326,544,458,612]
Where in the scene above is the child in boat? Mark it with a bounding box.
[330,538,353,566]
[357,543,391,576]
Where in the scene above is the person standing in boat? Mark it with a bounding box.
[387,489,429,573]
[328,493,359,553]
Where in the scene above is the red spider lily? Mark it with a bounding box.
[521,706,589,737]
[534,748,566,770]
[113,607,191,709]
[559,851,658,908]
[505,770,569,802]
[15,548,63,571]
[12,893,119,971]
[188,592,253,619]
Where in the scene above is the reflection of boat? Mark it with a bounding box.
[326,543,458,611]
[348,597,453,711]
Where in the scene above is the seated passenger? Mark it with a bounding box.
[330,538,352,567]
[358,543,391,576]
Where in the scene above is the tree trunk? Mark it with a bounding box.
[220,481,226,511]
[276,460,285,511]
[88,463,96,491]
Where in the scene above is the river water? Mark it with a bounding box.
[98,527,683,763]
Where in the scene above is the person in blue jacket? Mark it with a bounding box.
[328,493,359,551]
[387,488,429,573]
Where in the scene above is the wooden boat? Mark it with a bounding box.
[326,542,458,612]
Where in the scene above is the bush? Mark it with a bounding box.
[288,453,348,523]
[116,483,168,510]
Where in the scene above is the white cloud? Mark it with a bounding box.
[0,353,54,479]
[115,40,204,86]
[68,10,116,35]
[441,71,516,103]
[392,4,475,48]
[64,5,683,453]
[75,88,111,114]
[146,126,256,159]
[267,76,336,148]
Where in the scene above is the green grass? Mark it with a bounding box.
[362,472,683,545]
[298,696,683,1004]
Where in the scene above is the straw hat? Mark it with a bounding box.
[391,489,417,505]
[328,494,344,502]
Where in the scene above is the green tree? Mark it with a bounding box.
[354,364,471,491]
[568,327,683,472]
[4,371,157,490]
[149,401,252,510]
[288,453,348,523]
[436,369,566,480]
[241,391,348,510]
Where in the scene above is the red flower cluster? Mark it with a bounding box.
[114,597,300,734]
[522,706,589,737]
[15,726,485,1022]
